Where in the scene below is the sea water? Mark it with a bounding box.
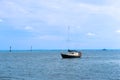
[0,50,120,80]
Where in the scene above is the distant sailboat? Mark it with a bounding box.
[102,48,107,51]
[9,46,12,52]
[30,46,32,52]
[61,26,82,58]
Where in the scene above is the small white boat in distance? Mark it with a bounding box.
[61,50,82,58]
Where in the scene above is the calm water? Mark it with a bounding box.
[0,50,120,80]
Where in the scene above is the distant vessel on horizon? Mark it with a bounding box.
[102,48,107,51]
[9,46,12,52]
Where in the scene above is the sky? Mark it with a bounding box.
[0,0,120,50]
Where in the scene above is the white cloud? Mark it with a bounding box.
[73,0,120,21]
[24,26,34,31]
[116,30,120,33]
[0,0,99,27]
[0,0,29,18]
[1,0,120,32]
[87,32,96,36]
[101,0,120,20]
[0,19,3,22]
[79,3,101,13]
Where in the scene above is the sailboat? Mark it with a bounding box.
[61,27,82,58]
[61,50,82,58]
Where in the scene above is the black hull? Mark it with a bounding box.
[61,53,81,58]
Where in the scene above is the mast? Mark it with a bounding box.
[67,26,70,50]
[30,46,32,52]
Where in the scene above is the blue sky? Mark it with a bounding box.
[0,0,120,50]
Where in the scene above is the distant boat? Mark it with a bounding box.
[102,48,107,51]
[61,50,82,58]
